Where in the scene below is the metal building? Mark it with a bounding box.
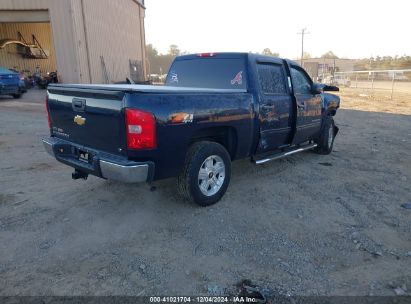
[0,0,146,84]
[302,58,357,80]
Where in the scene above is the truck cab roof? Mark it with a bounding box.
[175,52,300,66]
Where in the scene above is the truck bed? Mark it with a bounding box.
[46,83,255,181]
[49,83,247,94]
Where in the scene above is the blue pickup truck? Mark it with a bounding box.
[43,53,340,206]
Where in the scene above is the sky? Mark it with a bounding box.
[144,0,411,59]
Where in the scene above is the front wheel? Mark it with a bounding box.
[315,117,338,155]
[178,141,231,207]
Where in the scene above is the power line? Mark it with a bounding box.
[297,28,310,66]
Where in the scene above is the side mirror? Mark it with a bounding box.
[324,84,339,92]
[312,83,339,94]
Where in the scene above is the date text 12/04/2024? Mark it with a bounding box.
[149,296,259,303]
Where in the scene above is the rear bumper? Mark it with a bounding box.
[0,84,19,95]
[99,160,150,183]
[42,137,154,183]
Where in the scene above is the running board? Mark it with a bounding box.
[253,143,318,165]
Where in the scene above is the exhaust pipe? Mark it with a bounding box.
[72,169,88,180]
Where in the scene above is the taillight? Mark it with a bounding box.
[45,95,51,129]
[125,108,156,150]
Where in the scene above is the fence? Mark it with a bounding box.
[329,69,411,102]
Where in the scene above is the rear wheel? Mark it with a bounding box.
[12,93,22,99]
[315,117,337,155]
[178,141,231,207]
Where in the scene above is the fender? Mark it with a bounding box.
[321,93,340,116]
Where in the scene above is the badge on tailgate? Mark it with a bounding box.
[74,115,86,126]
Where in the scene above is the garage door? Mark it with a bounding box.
[0,10,49,23]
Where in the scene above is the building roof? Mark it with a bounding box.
[133,0,145,8]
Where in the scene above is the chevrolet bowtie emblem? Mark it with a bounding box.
[74,115,86,126]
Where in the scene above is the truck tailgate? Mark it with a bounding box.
[47,87,127,156]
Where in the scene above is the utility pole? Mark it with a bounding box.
[297,28,310,66]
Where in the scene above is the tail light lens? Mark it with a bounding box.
[125,108,156,150]
[45,95,51,129]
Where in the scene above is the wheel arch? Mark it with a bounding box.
[321,93,340,117]
[189,126,238,160]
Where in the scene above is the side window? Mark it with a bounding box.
[257,64,287,94]
[290,67,312,94]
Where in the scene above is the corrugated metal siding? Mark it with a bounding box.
[0,0,49,10]
[81,0,146,83]
[0,0,80,83]
[0,0,146,84]
[69,0,91,83]
[47,1,81,83]
[0,22,57,74]
[0,10,50,22]
[139,5,147,78]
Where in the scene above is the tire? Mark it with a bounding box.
[178,141,231,207]
[12,93,22,99]
[315,116,338,155]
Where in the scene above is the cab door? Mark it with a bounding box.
[256,61,293,153]
[289,65,322,144]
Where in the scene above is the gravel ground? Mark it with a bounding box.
[0,89,410,297]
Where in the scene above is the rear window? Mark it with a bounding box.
[165,58,247,89]
[257,64,287,94]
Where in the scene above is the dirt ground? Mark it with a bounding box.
[337,81,411,115]
[0,89,410,297]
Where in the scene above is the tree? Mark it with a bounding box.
[302,52,312,59]
[321,51,339,59]
[353,55,411,71]
[146,44,158,58]
[168,44,181,57]
[145,44,158,72]
[262,48,280,57]
[145,44,184,76]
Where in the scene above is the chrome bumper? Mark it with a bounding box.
[99,160,149,183]
[42,138,153,183]
[43,139,55,156]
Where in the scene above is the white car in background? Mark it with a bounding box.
[323,75,351,87]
